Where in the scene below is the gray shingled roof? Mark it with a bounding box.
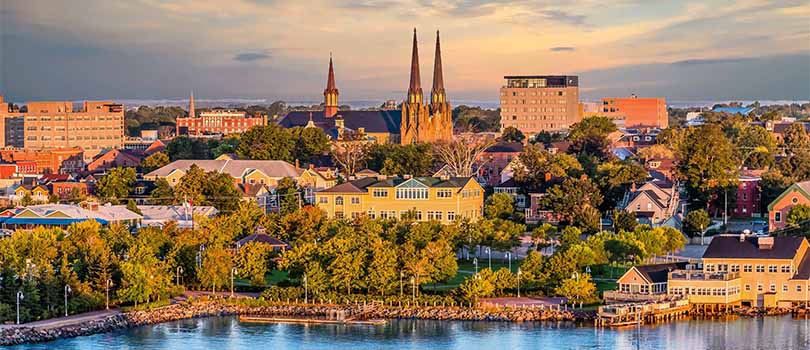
[146,160,302,179]
[703,235,805,260]
[278,110,402,134]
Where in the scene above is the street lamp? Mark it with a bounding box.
[16,291,24,325]
[517,268,522,298]
[410,276,415,301]
[473,258,478,275]
[176,266,184,286]
[506,252,512,271]
[303,274,308,304]
[105,279,113,310]
[485,247,491,270]
[64,285,72,317]
[230,267,238,298]
[399,271,404,297]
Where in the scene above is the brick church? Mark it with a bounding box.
[279,29,453,144]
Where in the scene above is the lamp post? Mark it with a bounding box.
[399,271,404,297]
[303,274,308,304]
[506,252,512,271]
[410,276,415,301]
[64,285,72,317]
[485,247,491,270]
[473,258,478,275]
[176,266,184,286]
[105,279,113,310]
[517,268,522,298]
[230,267,238,298]
[16,291,23,325]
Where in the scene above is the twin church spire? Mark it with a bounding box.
[322,29,452,144]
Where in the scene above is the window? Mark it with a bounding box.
[396,187,428,200]
[335,196,344,205]
[745,284,751,291]
[435,212,443,221]
[447,211,456,221]
[319,197,328,204]
[731,265,739,272]
[775,212,781,222]
[743,264,752,272]
[782,284,788,292]
[335,211,344,219]
[351,212,362,219]
[372,189,388,198]
[781,265,791,273]
[768,265,777,273]
[756,265,765,273]
[757,284,763,292]
[367,211,376,219]
[769,284,776,292]
[798,285,803,292]
[415,211,423,221]
[351,197,360,205]
[437,189,452,198]
[705,264,715,272]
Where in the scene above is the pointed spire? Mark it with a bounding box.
[326,53,337,91]
[431,30,444,95]
[407,28,422,100]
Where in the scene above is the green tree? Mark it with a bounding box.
[173,164,207,205]
[787,204,810,227]
[513,144,582,193]
[236,124,295,161]
[595,160,648,210]
[612,211,637,233]
[150,178,175,205]
[736,125,777,169]
[290,127,329,162]
[683,209,711,237]
[367,240,398,296]
[567,116,617,159]
[554,273,596,303]
[141,152,170,172]
[675,124,738,207]
[276,177,302,215]
[166,137,211,160]
[541,178,603,231]
[126,200,142,215]
[234,242,273,287]
[95,167,137,204]
[500,126,525,143]
[199,246,233,293]
[484,193,514,220]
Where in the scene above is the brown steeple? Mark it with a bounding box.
[430,30,445,106]
[323,54,339,118]
[407,28,422,104]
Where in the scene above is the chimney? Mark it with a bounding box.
[377,174,387,181]
[544,173,552,182]
[440,175,450,180]
[757,236,774,250]
[404,174,412,179]
[739,233,746,242]
[295,159,300,169]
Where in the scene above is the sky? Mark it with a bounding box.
[1,0,809,103]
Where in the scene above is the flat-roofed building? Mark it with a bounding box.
[499,75,580,135]
[599,97,668,128]
[21,101,124,159]
[315,175,484,223]
[176,94,266,137]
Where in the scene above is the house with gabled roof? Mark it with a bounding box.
[145,159,304,188]
[606,262,688,302]
[621,179,678,226]
[0,203,141,229]
[768,180,810,232]
[315,175,484,224]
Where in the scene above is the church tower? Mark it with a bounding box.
[324,55,339,118]
[429,30,452,141]
[400,29,452,144]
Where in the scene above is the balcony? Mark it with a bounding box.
[668,270,740,281]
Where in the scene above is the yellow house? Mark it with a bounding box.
[12,184,50,204]
[315,175,484,223]
[145,159,304,188]
[668,235,810,308]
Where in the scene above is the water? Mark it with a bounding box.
[8,316,810,350]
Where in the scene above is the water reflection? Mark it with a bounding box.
[8,315,810,350]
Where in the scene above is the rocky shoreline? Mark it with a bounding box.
[0,300,593,346]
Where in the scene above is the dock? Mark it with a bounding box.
[596,299,690,327]
[238,315,387,326]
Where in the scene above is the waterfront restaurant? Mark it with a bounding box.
[605,262,687,302]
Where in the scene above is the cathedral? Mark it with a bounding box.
[278,29,453,144]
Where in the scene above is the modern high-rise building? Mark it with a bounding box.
[175,92,267,137]
[600,96,668,128]
[499,75,580,135]
[21,100,125,159]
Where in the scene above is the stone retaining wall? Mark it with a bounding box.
[0,300,593,346]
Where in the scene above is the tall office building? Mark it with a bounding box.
[499,75,580,135]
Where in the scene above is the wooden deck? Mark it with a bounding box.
[596,299,690,327]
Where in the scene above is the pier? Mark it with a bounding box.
[596,299,690,327]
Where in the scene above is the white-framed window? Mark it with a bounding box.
[770,284,776,292]
[782,284,788,292]
[367,210,376,219]
[437,189,452,198]
[396,188,428,200]
[756,265,765,273]
[372,189,388,198]
[335,196,344,205]
[319,197,328,204]
[768,265,777,273]
[781,265,791,273]
[351,197,360,205]
[743,264,752,272]
[447,211,456,221]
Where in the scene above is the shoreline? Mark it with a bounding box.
[0,299,591,346]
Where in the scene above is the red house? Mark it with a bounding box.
[475,142,523,187]
[710,170,763,218]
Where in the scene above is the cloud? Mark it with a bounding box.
[671,57,753,66]
[550,47,575,52]
[233,52,271,62]
[540,10,586,26]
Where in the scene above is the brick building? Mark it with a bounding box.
[768,181,810,232]
[176,94,267,137]
[0,148,85,174]
[499,75,580,135]
[22,101,124,159]
[599,97,668,128]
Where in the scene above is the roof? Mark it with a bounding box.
[319,176,475,193]
[712,106,754,115]
[111,204,217,227]
[627,190,667,210]
[1,204,141,225]
[767,181,810,211]
[793,252,810,280]
[278,110,402,134]
[772,122,810,134]
[146,159,303,179]
[703,235,805,260]
[633,262,688,284]
[485,142,524,153]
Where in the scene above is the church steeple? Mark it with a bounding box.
[407,28,422,104]
[430,30,446,109]
[324,54,339,118]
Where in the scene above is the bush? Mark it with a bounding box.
[260,286,304,301]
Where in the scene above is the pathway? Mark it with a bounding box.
[0,309,120,330]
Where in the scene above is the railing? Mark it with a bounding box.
[668,270,740,281]
[603,291,671,303]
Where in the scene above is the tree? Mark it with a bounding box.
[512,144,582,193]
[636,144,674,162]
[199,246,233,293]
[166,137,211,160]
[126,200,142,215]
[484,193,514,220]
[567,116,617,159]
[173,164,207,205]
[150,178,175,205]
[683,209,711,237]
[204,171,242,212]
[331,139,369,177]
[141,152,170,172]
[234,242,273,287]
[595,160,648,210]
[276,177,301,215]
[787,204,810,227]
[366,240,398,296]
[554,273,596,303]
[95,167,137,204]
[290,127,329,162]
[500,126,525,143]
[541,177,603,231]
[368,143,434,176]
[736,125,777,169]
[676,124,738,207]
[612,211,637,233]
[433,137,494,177]
[660,227,687,255]
[236,124,295,161]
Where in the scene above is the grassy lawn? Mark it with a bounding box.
[594,280,617,293]
[235,270,290,287]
